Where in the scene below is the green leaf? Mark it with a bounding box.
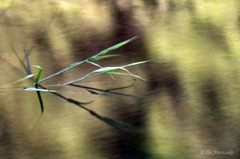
[66,96,132,129]
[35,85,44,114]
[67,98,93,105]
[89,110,131,130]
[86,89,99,95]
[39,60,86,83]
[98,36,138,55]
[122,60,150,68]
[107,72,145,80]
[24,48,31,75]
[61,71,107,85]
[78,71,107,81]
[32,65,42,84]
[67,84,145,98]
[13,74,35,83]
[105,82,135,92]
[62,61,147,85]
[37,84,133,129]
[86,89,119,96]
[101,117,131,130]
[66,60,85,69]
[39,37,138,83]
[92,67,120,73]
[23,87,56,92]
[89,66,144,80]
[88,55,119,61]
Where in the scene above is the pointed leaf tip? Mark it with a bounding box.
[89,110,131,130]
[99,36,138,55]
[32,65,42,84]
[24,48,31,75]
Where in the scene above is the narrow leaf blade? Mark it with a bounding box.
[67,98,93,105]
[98,36,138,55]
[105,82,135,92]
[35,85,44,114]
[13,74,35,83]
[23,87,55,92]
[107,72,145,80]
[92,67,120,73]
[86,89,119,96]
[122,60,150,68]
[88,55,119,61]
[87,89,99,95]
[39,37,139,83]
[66,60,86,69]
[32,65,42,84]
[62,71,107,85]
[67,84,144,98]
[23,48,31,75]
[39,60,86,83]
[89,110,131,130]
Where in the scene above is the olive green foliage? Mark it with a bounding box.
[1,0,240,159]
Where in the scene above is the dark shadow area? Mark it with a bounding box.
[197,78,237,158]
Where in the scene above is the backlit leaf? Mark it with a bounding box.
[122,60,150,68]
[88,55,119,61]
[32,65,42,84]
[14,74,35,83]
[98,36,138,55]
[39,37,138,83]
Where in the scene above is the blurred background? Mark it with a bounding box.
[0,0,240,158]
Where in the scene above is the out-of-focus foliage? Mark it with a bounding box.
[1,0,240,159]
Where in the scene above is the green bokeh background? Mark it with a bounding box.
[0,0,240,158]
